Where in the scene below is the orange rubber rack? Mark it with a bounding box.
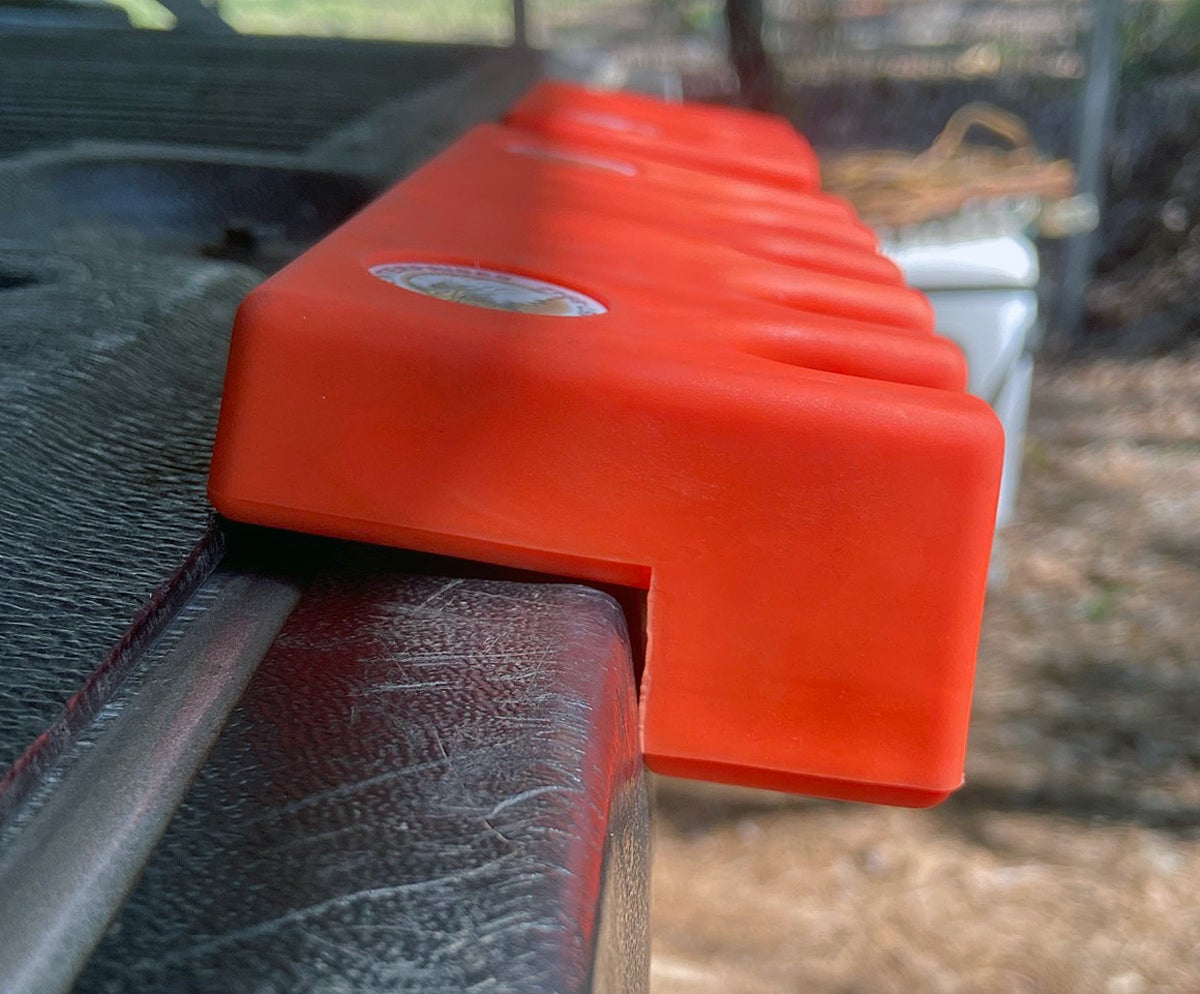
[209,80,1002,807]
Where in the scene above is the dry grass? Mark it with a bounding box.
[650,348,1200,994]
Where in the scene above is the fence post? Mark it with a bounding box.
[1054,0,1124,344]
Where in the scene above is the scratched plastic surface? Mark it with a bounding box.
[75,570,649,994]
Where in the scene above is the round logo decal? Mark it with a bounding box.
[369,263,606,317]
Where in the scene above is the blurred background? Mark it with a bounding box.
[8,0,1199,990]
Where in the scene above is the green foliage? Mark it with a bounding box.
[109,0,517,41]
[218,0,512,42]
[1123,0,1200,81]
[105,0,175,30]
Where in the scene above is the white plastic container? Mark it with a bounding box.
[884,234,1039,528]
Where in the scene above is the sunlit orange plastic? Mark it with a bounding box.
[639,301,967,391]
[509,78,813,151]
[208,150,1003,805]
[400,125,901,284]
[502,123,868,234]
[343,182,934,333]
[347,165,964,389]
[277,169,964,390]
[505,79,821,190]
[430,124,870,248]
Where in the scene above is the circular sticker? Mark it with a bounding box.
[505,142,638,177]
[369,263,606,317]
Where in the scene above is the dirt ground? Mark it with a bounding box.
[648,347,1200,994]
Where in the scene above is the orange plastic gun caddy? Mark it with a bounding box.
[209,81,1003,807]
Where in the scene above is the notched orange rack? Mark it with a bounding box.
[209,81,1003,807]
[505,78,821,190]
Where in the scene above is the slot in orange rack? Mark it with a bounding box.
[505,79,821,190]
